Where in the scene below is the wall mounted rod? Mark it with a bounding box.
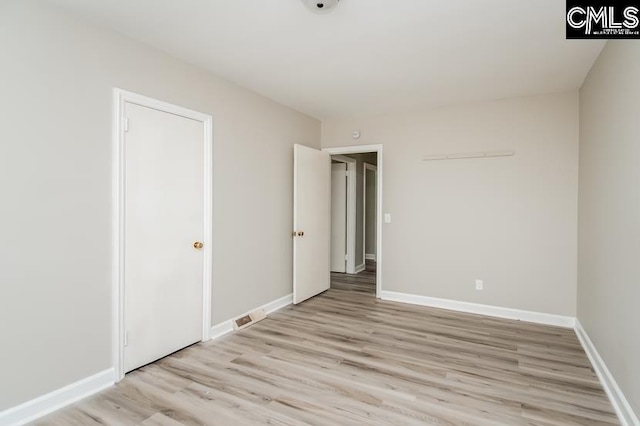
[422,150,514,161]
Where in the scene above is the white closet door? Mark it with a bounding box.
[124,102,204,373]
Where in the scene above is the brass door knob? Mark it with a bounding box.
[193,241,204,249]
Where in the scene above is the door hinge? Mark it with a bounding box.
[124,118,130,132]
[124,331,129,347]
[345,254,348,261]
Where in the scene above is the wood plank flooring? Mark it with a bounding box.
[330,260,376,294]
[37,264,618,425]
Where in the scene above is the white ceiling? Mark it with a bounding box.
[44,0,605,119]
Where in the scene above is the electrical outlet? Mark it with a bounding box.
[475,279,483,290]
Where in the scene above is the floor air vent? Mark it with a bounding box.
[233,309,267,331]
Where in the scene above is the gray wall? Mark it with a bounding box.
[323,92,579,316]
[365,167,377,257]
[0,0,320,411]
[578,41,640,416]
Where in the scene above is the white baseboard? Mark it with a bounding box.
[354,263,366,273]
[0,294,295,426]
[575,320,639,426]
[0,368,115,426]
[210,293,293,341]
[380,291,576,328]
[365,254,376,261]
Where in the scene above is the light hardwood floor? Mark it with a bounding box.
[329,260,376,294]
[37,264,618,425]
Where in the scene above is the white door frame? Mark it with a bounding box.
[323,145,383,298]
[112,88,213,381]
[329,155,357,274]
[363,163,377,263]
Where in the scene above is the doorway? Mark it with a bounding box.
[325,146,382,298]
[112,89,213,380]
[291,144,383,304]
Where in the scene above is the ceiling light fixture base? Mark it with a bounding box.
[300,0,340,14]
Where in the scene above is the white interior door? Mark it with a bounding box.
[293,144,331,304]
[331,162,347,272]
[124,102,204,373]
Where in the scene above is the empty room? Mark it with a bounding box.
[0,1,638,425]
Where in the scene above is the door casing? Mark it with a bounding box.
[112,89,213,381]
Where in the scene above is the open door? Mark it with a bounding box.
[293,144,331,304]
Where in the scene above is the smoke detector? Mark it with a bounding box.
[301,0,340,14]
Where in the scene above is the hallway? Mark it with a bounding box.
[330,260,376,294]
